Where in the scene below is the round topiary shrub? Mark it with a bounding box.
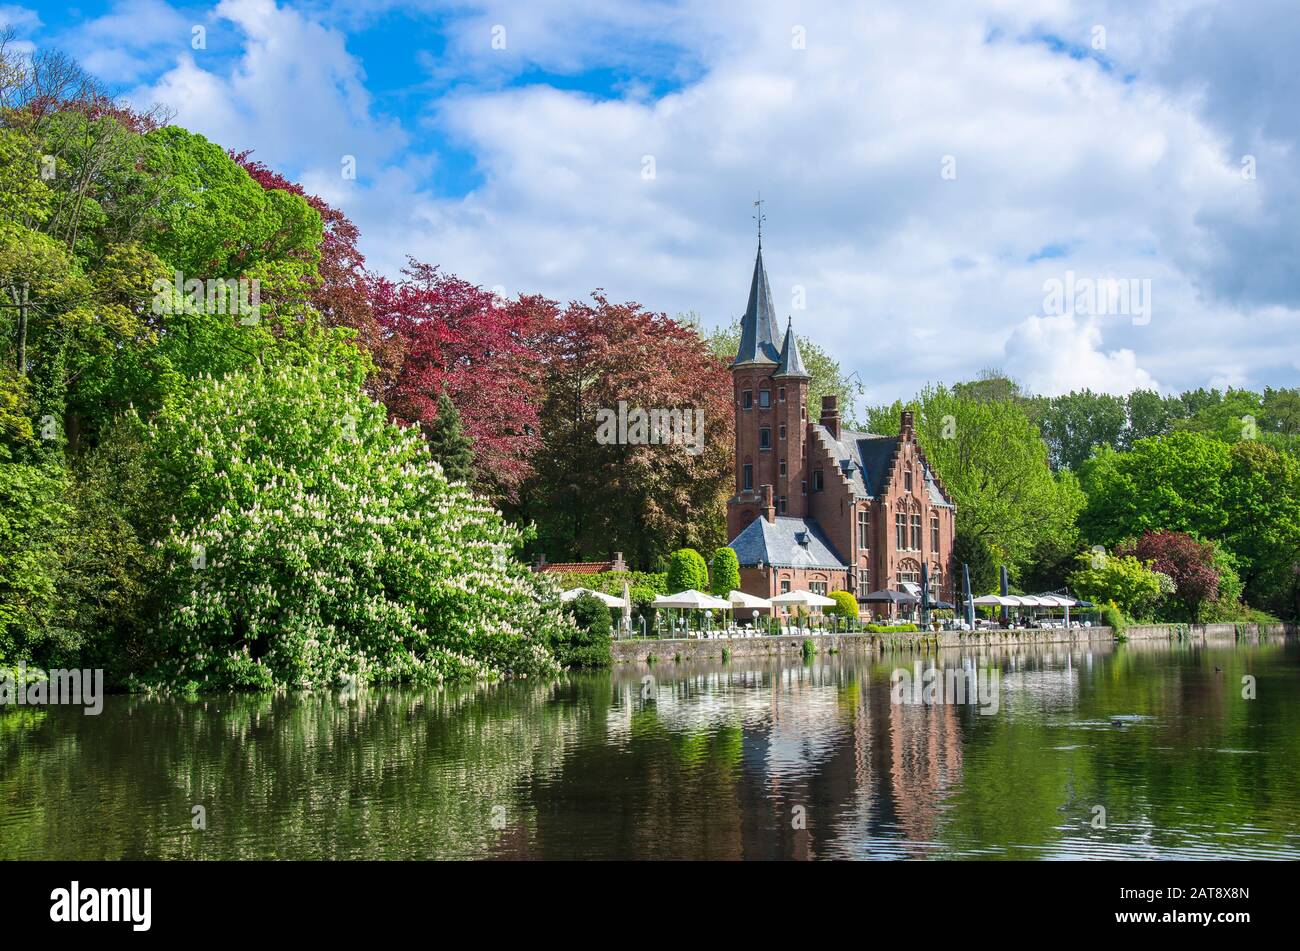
[829,591,859,619]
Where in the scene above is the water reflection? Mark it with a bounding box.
[2,641,1298,860]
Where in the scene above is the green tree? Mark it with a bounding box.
[138,348,572,689]
[867,384,1084,580]
[1077,432,1233,547]
[1068,552,1170,621]
[1124,389,1180,446]
[829,590,859,619]
[1029,389,1128,471]
[424,391,475,484]
[0,448,66,663]
[556,592,613,668]
[954,531,998,596]
[666,547,709,592]
[710,546,740,596]
[1222,440,1300,611]
[144,126,322,280]
[1173,387,1265,444]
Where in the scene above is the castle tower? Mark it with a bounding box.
[726,243,811,540]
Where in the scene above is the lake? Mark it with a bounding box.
[2,639,1298,860]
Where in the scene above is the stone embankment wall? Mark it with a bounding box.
[609,622,1295,663]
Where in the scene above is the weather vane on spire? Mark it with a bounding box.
[753,192,765,248]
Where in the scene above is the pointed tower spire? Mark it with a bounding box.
[774,316,810,378]
[733,243,782,366]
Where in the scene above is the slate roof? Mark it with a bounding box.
[820,427,955,507]
[732,246,782,366]
[728,515,847,569]
[774,318,810,378]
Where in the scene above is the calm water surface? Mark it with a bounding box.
[3,639,1299,859]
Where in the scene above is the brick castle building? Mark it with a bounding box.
[725,242,956,611]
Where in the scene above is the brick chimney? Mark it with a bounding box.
[820,394,841,440]
[900,410,915,442]
[760,484,776,522]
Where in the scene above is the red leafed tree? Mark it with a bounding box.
[520,293,733,567]
[230,151,403,385]
[1122,530,1220,624]
[372,261,542,499]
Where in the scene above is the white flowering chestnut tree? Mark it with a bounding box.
[140,352,572,690]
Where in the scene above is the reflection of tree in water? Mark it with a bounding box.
[4,642,1298,859]
[0,681,579,859]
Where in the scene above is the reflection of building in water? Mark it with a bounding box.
[602,658,976,859]
[886,687,964,851]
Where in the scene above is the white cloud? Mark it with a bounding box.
[1003,313,1159,396]
[58,0,190,84]
[127,0,407,205]
[51,0,1298,400]
[0,4,39,32]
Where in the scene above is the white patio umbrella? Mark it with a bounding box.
[728,590,772,611]
[1038,594,1077,625]
[651,589,732,636]
[561,587,627,608]
[972,593,1013,606]
[768,589,836,632]
[651,589,732,610]
[769,589,836,608]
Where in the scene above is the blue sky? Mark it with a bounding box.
[7,0,1300,406]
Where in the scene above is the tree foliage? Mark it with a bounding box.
[1068,552,1171,621]
[829,590,859,619]
[710,546,740,596]
[1120,530,1219,624]
[867,384,1084,581]
[425,391,475,484]
[374,263,541,499]
[666,548,709,593]
[139,351,569,690]
[521,296,732,567]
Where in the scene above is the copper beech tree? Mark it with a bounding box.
[372,262,542,500]
[520,293,733,568]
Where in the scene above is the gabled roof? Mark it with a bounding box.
[818,427,956,507]
[728,516,847,569]
[774,318,810,378]
[733,245,782,366]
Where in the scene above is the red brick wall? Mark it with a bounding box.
[875,428,956,605]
